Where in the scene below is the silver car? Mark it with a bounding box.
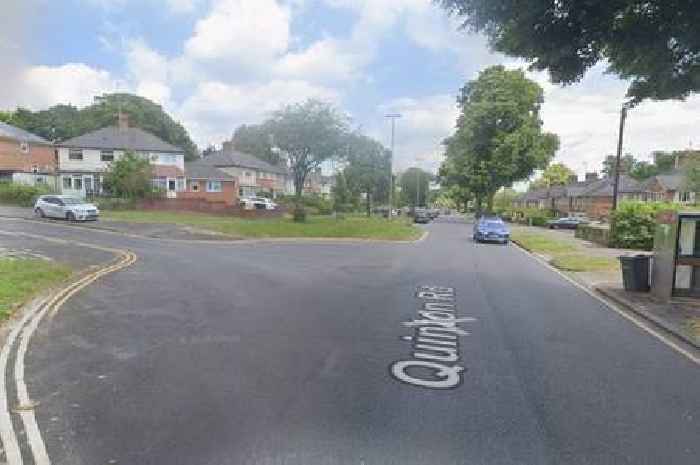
[34,195,100,221]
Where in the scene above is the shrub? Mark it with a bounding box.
[610,201,680,250]
[0,182,54,207]
[94,197,137,211]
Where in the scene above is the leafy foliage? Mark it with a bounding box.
[440,66,559,214]
[437,0,700,102]
[530,163,576,190]
[0,182,54,206]
[102,151,154,199]
[230,124,282,165]
[602,154,636,178]
[343,133,391,215]
[6,94,199,160]
[332,172,352,213]
[266,99,349,221]
[610,201,680,250]
[684,159,700,194]
[399,168,432,207]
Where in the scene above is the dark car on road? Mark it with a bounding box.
[414,209,431,224]
[546,216,589,230]
[473,217,510,244]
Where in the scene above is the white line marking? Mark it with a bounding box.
[511,242,700,365]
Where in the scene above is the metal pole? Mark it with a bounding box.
[416,168,420,207]
[612,105,629,212]
[385,114,401,219]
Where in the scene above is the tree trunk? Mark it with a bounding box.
[486,191,496,214]
[366,192,371,217]
[293,170,307,222]
[474,194,483,218]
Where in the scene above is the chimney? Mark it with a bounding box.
[117,111,129,131]
[222,141,234,152]
[568,174,579,184]
[585,172,599,182]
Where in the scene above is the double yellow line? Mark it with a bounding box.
[0,236,137,465]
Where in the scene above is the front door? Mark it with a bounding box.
[84,176,93,197]
[167,179,177,198]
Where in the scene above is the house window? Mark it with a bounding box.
[192,181,199,192]
[244,171,252,177]
[69,149,83,160]
[207,180,222,192]
[20,142,29,154]
[31,165,39,173]
[63,177,72,189]
[680,191,693,203]
[73,176,83,190]
[152,177,167,191]
[101,150,114,162]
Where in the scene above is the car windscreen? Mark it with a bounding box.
[61,198,83,205]
[481,221,504,228]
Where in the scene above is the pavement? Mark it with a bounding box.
[0,215,698,465]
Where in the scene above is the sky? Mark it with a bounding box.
[2,0,700,177]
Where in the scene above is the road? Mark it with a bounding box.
[1,216,698,465]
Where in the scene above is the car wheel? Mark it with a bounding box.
[35,208,45,218]
[66,212,76,222]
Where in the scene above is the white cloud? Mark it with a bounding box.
[275,38,369,83]
[184,0,290,72]
[20,63,121,109]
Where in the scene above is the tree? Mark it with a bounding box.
[602,153,636,178]
[332,171,351,213]
[400,168,432,208]
[266,99,349,221]
[102,152,153,199]
[684,159,700,196]
[230,124,282,165]
[530,163,576,190]
[343,133,391,216]
[8,94,199,160]
[438,0,700,102]
[493,188,519,211]
[0,111,13,124]
[440,66,559,215]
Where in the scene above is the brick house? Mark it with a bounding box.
[0,122,56,187]
[181,163,238,206]
[645,172,695,204]
[56,114,185,199]
[199,143,291,198]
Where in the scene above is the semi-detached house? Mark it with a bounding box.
[0,122,56,187]
[57,115,185,198]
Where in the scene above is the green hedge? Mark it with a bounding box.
[0,182,54,207]
[610,201,680,250]
[501,208,554,226]
[94,197,137,211]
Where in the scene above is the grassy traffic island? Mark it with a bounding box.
[102,210,423,241]
[0,259,71,320]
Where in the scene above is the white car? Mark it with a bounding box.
[34,195,100,221]
[240,197,277,210]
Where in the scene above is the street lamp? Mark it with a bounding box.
[612,102,634,212]
[385,113,402,218]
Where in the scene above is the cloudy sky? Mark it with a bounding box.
[2,0,700,176]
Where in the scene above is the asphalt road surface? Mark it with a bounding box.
[1,216,698,465]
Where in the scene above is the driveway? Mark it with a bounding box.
[0,216,698,465]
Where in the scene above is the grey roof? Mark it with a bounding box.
[653,171,685,191]
[185,162,235,181]
[521,188,550,201]
[580,175,644,196]
[200,148,288,175]
[59,126,183,153]
[0,122,50,144]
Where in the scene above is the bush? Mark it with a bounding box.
[0,182,54,207]
[610,201,680,250]
[94,197,137,211]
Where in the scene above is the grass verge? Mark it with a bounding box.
[0,259,71,320]
[511,230,619,273]
[102,210,422,241]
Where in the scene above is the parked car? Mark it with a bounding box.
[34,195,99,222]
[473,216,510,244]
[240,197,277,210]
[414,209,431,224]
[546,216,589,230]
[427,209,440,219]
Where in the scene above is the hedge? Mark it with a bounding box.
[0,182,54,207]
[610,201,680,250]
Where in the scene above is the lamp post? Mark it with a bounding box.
[385,113,401,218]
[612,102,633,212]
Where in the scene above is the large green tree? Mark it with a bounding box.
[230,124,281,165]
[530,162,576,190]
[266,99,349,221]
[400,168,432,208]
[438,0,700,102]
[441,66,559,214]
[7,94,199,160]
[102,151,153,199]
[343,133,391,216]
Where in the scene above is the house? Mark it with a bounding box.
[304,168,336,197]
[181,162,238,206]
[0,122,56,187]
[199,142,291,198]
[56,114,185,198]
[644,171,695,204]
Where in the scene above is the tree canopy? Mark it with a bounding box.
[230,124,281,165]
[5,93,199,160]
[266,99,349,221]
[440,66,559,213]
[102,151,153,199]
[400,168,432,208]
[342,133,391,215]
[437,0,700,103]
[530,162,576,190]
